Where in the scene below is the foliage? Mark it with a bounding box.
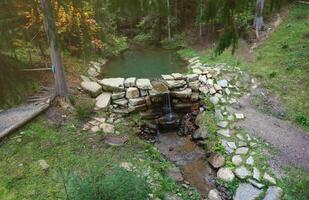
[161,34,186,50]
[75,97,95,121]
[133,32,154,45]
[66,168,151,200]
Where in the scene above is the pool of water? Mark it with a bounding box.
[101,47,187,78]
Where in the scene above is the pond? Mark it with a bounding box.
[101,47,187,78]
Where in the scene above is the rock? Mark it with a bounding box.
[38,160,49,170]
[208,153,225,168]
[217,121,228,128]
[221,140,234,154]
[209,87,216,95]
[234,166,251,179]
[246,156,254,165]
[140,89,148,97]
[112,92,125,100]
[95,93,112,110]
[217,167,235,182]
[120,162,133,171]
[99,78,125,92]
[128,97,146,106]
[238,141,247,147]
[80,75,91,82]
[193,68,203,74]
[186,74,198,81]
[199,75,207,84]
[232,155,243,165]
[217,80,228,88]
[253,167,261,181]
[113,98,128,107]
[235,147,249,155]
[225,88,231,96]
[81,81,102,97]
[214,84,222,91]
[171,88,192,98]
[210,96,219,105]
[136,79,152,90]
[162,74,174,80]
[217,129,231,137]
[226,141,237,149]
[91,125,100,133]
[164,193,183,200]
[126,87,140,99]
[88,67,99,77]
[192,127,208,140]
[235,113,245,119]
[207,79,214,85]
[189,56,199,63]
[263,173,276,185]
[167,167,184,182]
[248,179,264,189]
[199,86,209,95]
[100,123,115,134]
[105,135,128,146]
[215,110,224,121]
[90,61,102,72]
[172,73,184,80]
[263,186,283,200]
[124,77,136,87]
[234,183,262,200]
[208,189,222,200]
[165,80,186,89]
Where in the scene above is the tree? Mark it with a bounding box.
[254,0,265,38]
[166,0,172,40]
[40,0,69,102]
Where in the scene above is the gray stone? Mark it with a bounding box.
[263,186,283,200]
[164,193,183,200]
[221,140,234,154]
[95,92,112,110]
[217,129,231,137]
[208,153,225,168]
[167,167,184,182]
[171,88,192,98]
[217,121,228,128]
[217,80,228,88]
[113,98,128,107]
[186,74,198,81]
[124,77,136,87]
[80,75,91,82]
[192,68,203,74]
[210,96,219,105]
[208,189,222,200]
[128,97,146,106]
[126,87,140,99]
[234,183,262,200]
[81,81,102,97]
[235,147,249,155]
[192,127,208,140]
[214,84,222,91]
[215,110,224,121]
[136,79,152,90]
[232,155,243,166]
[100,123,115,134]
[246,156,254,165]
[165,80,186,89]
[227,141,237,149]
[172,73,184,80]
[235,166,251,179]
[199,86,209,95]
[235,113,245,119]
[209,87,216,95]
[217,167,235,182]
[105,135,128,146]
[248,179,264,189]
[199,75,207,84]
[207,79,214,85]
[99,78,125,92]
[253,167,261,181]
[162,74,174,80]
[38,160,49,170]
[263,173,276,185]
[112,92,125,100]
[87,67,99,77]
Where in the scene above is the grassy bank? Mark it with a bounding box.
[178,4,309,131]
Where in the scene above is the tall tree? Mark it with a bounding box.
[254,0,265,38]
[167,0,172,40]
[40,0,69,102]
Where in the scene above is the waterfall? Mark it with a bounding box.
[165,92,175,121]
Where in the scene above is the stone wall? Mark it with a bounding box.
[81,57,233,115]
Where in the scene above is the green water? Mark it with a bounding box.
[101,47,187,78]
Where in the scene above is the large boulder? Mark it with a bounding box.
[136,79,152,90]
[99,78,125,92]
[81,81,102,97]
[234,183,262,200]
[128,97,146,106]
[95,92,112,110]
[208,153,225,168]
[124,77,136,88]
[165,80,186,89]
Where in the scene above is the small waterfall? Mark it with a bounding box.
[165,92,175,121]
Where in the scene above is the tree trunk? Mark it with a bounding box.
[40,0,69,101]
[167,0,171,40]
[254,0,265,38]
[199,0,203,38]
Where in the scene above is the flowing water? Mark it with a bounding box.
[101,47,187,78]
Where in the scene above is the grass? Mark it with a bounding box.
[0,113,199,200]
[180,4,309,131]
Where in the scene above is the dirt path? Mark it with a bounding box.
[228,92,309,170]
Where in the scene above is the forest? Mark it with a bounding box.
[0,1,309,200]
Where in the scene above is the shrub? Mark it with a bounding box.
[75,98,95,121]
[160,34,186,50]
[66,168,151,200]
[133,33,154,45]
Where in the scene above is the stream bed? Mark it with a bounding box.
[155,132,216,197]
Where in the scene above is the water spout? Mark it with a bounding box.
[165,92,176,122]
